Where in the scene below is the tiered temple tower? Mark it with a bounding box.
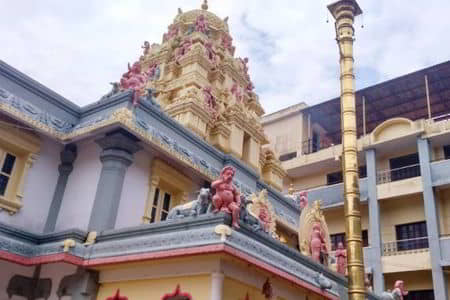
[118,1,286,191]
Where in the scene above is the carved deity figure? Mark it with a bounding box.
[335,242,347,275]
[205,41,218,67]
[310,223,327,264]
[203,87,218,119]
[146,63,160,81]
[163,24,179,42]
[176,38,192,64]
[211,166,241,228]
[221,34,234,54]
[298,191,308,209]
[246,81,254,93]
[195,14,208,34]
[231,82,242,103]
[258,204,272,233]
[120,62,147,105]
[141,41,150,55]
[381,280,408,300]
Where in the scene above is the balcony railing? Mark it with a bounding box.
[302,139,333,155]
[376,164,421,184]
[382,237,429,256]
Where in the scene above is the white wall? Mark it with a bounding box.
[115,151,151,229]
[55,139,102,232]
[0,136,61,233]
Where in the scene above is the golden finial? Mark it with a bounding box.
[201,0,208,10]
[288,183,294,195]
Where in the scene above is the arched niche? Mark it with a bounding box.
[371,118,415,143]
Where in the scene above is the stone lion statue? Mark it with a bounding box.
[167,188,211,220]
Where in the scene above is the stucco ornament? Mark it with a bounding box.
[381,281,408,300]
[211,166,241,228]
[195,14,209,34]
[176,37,192,64]
[163,24,179,42]
[61,239,76,252]
[298,200,331,266]
[119,62,147,105]
[141,41,151,55]
[248,189,277,237]
[335,242,347,275]
[167,188,212,219]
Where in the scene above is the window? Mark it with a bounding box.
[279,152,297,162]
[327,171,343,185]
[331,230,368,251]
[406,290,434,300]
[150,188,172,223]
[0,123,40,214]
[395,221,428,251]
[389,153,420,182]
[359,166,367,178]
[444,145,450,160]
[0,153,16,196]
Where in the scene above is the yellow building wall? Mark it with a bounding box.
[223,277,266,300]
[96,274,210,300]
[384,270,433,291]
[438,188,450,236]
[291,172,327,190]
[379,194,425,242]
[264,114,303,156]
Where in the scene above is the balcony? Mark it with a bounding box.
[431,158,450,187]
[440,235,450,266]
[382,237,429,256]
[301,138,333,155]
[376,164,421,184]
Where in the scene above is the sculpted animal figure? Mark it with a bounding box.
[167,188,211,220]
[239,196,262,232]
[211,166,241,228]
[381,280,408,300]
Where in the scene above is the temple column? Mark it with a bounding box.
[417,137,448,300]
[44,144,77,233]
[88,131,141,232]
[365,149,384,293]
[211,272,224,300]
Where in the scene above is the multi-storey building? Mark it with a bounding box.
[263,61,450,300]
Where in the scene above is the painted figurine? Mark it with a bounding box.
[258,204,271,233]
[195,14,208,34]
[298,191,308,209]
[231,82,242,103]
[381,280,408,300]
[176,38,192,64]
[211,166,241,228]
[141,41,150,55]
[335,242,347,275]
[119,62,147,105]
[310,223,327,264]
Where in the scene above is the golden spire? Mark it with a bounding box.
[201,0,208,10]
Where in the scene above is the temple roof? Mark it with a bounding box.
[174,1,229,33]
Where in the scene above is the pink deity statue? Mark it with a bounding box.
[145,63,160,81]
[141,41,150,55]
[195,14,208,34]
[163,24,179,42]
[310,223,328,264]
[392,280,408,300]
[211,166,241,228]
[335,242,347,275]
[221,34,234,54]
[120,62,147,106]
[202,86,218,118]
[298,191,308,209]
[231,82,242,103]
[204,41,217,67]
[258,204,272,233]
[176,38,192,64]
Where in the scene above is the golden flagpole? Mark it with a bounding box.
[327,1,366,299]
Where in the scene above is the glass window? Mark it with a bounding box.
[330,233,346,251]
[444,145,450,160]
[149,188,172,223]
[0,152,16,196]
[395,221,428,251]
[406,290,434,300]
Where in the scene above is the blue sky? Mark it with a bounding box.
[1,0,449,113]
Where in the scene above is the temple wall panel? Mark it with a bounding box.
[0,136,61,233]
[96,274,211,300]
[115,151,152,229]
[39,263,78,300]
[0,261,35,300]
[55,139,101,231]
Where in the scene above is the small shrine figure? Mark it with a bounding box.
[310,223,328,265]
[298,191,308,209]
[146,63,160,81]
[119,62,147,106]
[176,38,192,64]
[231,82,242,103]
[163,24,179,42]
[381,280,408,300]
[211,166,241,228]
[204,41,217,67]
[335,242,347,275]
[141,41,150,55]
[246,81,255,93]
[195,14,208,34]
[202,87,218,119]
[258,203,272,233]
[221,34,234,54]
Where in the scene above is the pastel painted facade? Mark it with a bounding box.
[0,2,367,300]
[263,61,450,299]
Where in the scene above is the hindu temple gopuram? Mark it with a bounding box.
[2,0,438,299]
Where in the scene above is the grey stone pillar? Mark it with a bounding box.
[44,144,77,233]
[417,137,448,300]
[88,131,141,232]
[365,149,384,293]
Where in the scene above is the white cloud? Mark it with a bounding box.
[0,0,448,113]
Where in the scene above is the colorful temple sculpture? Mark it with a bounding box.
[0,1,385,300]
